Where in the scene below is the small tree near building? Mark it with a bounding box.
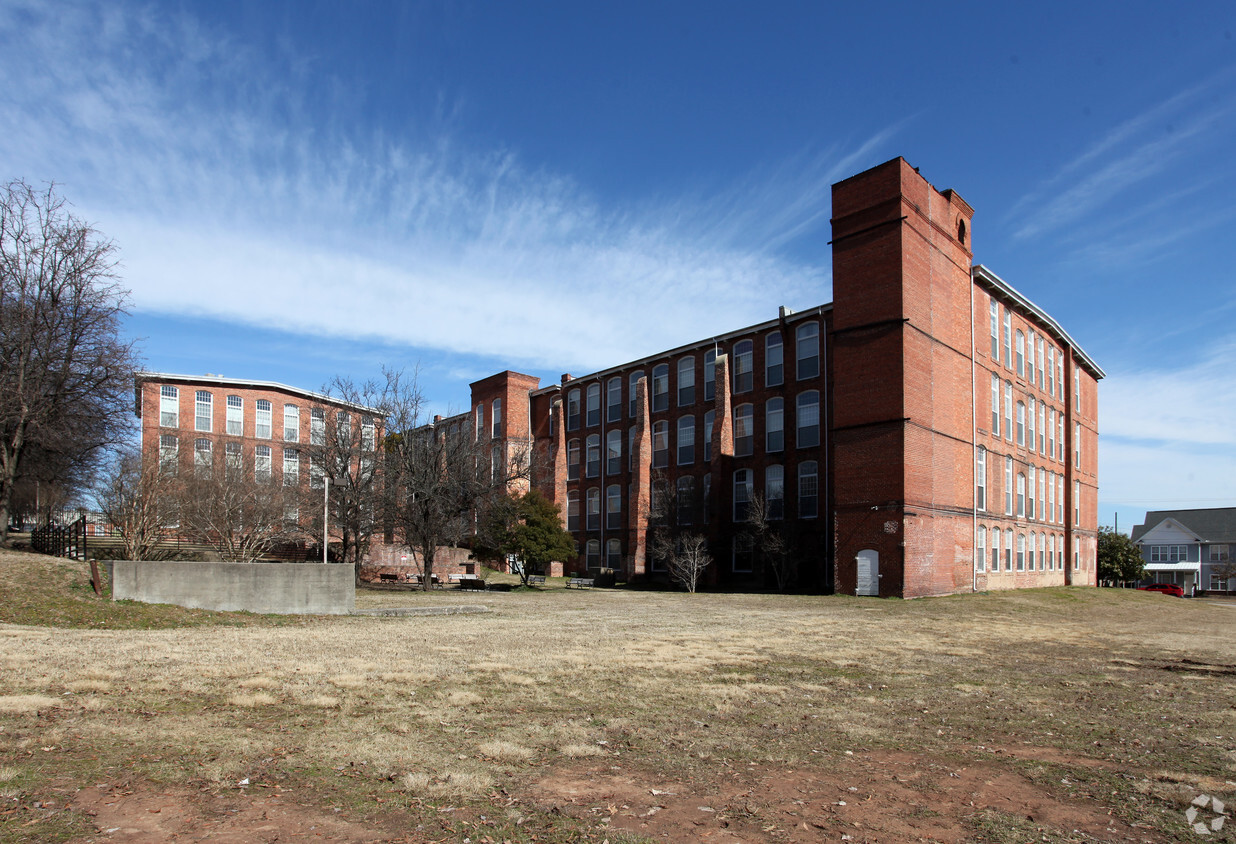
[1097,526,1145,584]
[502,489,574,586]
[94,445,175,560]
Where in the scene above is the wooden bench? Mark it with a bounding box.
[526,575,546,586]
[566,577,594,589]
[456,577,487,591]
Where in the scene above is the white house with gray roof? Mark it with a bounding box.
[1130,508,1235,595]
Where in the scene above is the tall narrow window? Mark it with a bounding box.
[989,301,999,359]
[195,391,212,432]
[567,439,580,481]
[1036,336,1045,386]
[678,357,695,406]
[1017,533,1026,571]
[587,540,600,569]
[1027,397,1036,448]
[676,476,696,525]
[194,438,211,477]
[652,421,669,468]
[1003,311,1012,368]
[766,398,784,452]
[796,322,820,379]
[797,391,820,448]
[1027,465,1036,519]
[606,485,622,529]
[607,377,622,423]
[990,527,999,572]
[1057,475,1064,523]
[629,371,644,417]
[733,469,752,522]
[566,389,580,431]
[1074,424,1081,468]
[1074,480,1080,524]
[255,400,272,439]
[585,434,600,478]
[337,412,350,443]
[798,461,818,518]
[283,449,299,486]
[1005,528,1014,571]
[652,364,669,413]
[492,398,503,438]
[1038,532,1046,571]
[1057,414,1064,462]
[1005,456,1013,515]
[1027,531,1035,570]
[226,442,242,478]
[284,404,299,442]
[160,434,178,474]
[733,341,753,393]
[976,525,987,572]
[1047,346,1055,395]
[226,395,242,435]
[629,427,637,471]
[677,415,695,465]
[475,403,486,440]
[1016,401,1025,446]
[606,429,622,476]
[1056,354,1064,401]
[1003,382,1013,442]
[991,374,1000,436]
[1027,331,1035,381]
[160,385,179,428]
[1048,472,1056,524]
[733,534,754,573]
[361,417,375,451]
[585,384,599,427]
[1074,366,1081,411]
[567,491,579,531]
[765,332,783,387]
[734,404,753,457]
[1017,472,1026,517]
[255,445,272,483]
[976,446,987,511]
[586,488,600,531]
[766,465,784,519]
[703,410,715,462]
[310,409,325,446]
[606,538,622,569]
[1016,330,1025,376]
[1038,471,1046,521]
[1038,403,1046,454]
[704,350,716,402]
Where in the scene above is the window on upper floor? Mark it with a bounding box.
[1003,382,1013,442]
[1150,545,1189,563]
[629,371,644,418]
[766,464,784,520]
[310,408,325,446]
[1002,311,1012,368]
[195,391,212,432]
[475,403,486,440]
[255,444,272,483]
[585,434,600,478]
[991,374,1000,436]
[733,341,753,393]
[606,429,622,476]
[566,389,580,431]
[226,395,243,436]
[566,491,579,531]
[492,398,503,438]
[1016,330,1025,377]
[1016,472,1026,517]
[976,525,986,573]
[652,421,669,468]
[283,404,299,442]
[798,461,818,519]
[1016,401,1026,446]
[652,364,669,413]
[989,301,999,360]
[733,469,752,522]
[255,400,272,439]
[586,488,600,531]
[797,390,820,448]
[677,415,695,465]
[766,331,783,387]
[703,410,715,462]
[586,384,600,427]
[159,434,178,475]
[607,377,622,423]
[676,476,696,525]
[704,350,716,402]
[606,484,622,530]
[734,404,753,457]
[160,385,179,428]
[283,449,299,486]
[678,357,695,406]
[766,398,784,453]
[796,322,820,380]
[567,439,580,481]
[194,438,211,478]
[976,447,987,511]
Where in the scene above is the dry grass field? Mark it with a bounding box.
[1,548,1233,843]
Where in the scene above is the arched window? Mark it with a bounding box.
[586,539,600,569]
[652,364,669,413]
[678,357,695,406]
[255,444,272,483]
[586,488,601,531]
[566,491,579,531]
[255,400,272,439]
[629,371,644,418]
[990,527,1000,573]
[606,538,622,569]
[704,349,717,402]
[703,410,715,462]
[160,385,179,428]
[677,415,695,465]
[652,421,669,468]
[194,438,212,477]
[766,465,784,520]
[766,398,784,452]
[607,377,622,422]
[606,429,622,475]
[606,485,622,529]
[585,434,600,478]
[586,383,600,427]
[798,461,818,518]
[796,322,820,379]
[991,374,1000,436]
[195,391,213,432]
[733,469,752,522]
[734,404,753,457]
[765,331,783,387]
[1017,533,1026,571]
[1016,329,1025,376]
[1004,382,1013,442]
[566,388,580,431]
[1017,472,1026,517]
[1016,400,1026,446]
[1027,397,1035,447]
[676,476,696,525]
[733,340,753,393]
[567,439,580,481]
[797,391,820,448]
[227,395,243,435]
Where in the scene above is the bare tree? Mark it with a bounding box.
[383,369,530,591]
[173,449,301,563]
[650,529,712,593]
[1,180,137,545]
[301,374,389,583]
[94,445,176,561]
[645,472,713,592]
[745,493,796,591]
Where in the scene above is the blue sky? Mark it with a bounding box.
[2,0,1234,532]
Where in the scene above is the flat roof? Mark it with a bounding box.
[134,372,381,415]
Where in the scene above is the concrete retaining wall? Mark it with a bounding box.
[111,561,355,615]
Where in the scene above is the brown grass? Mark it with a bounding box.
[1,548,1234,842]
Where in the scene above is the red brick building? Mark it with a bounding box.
[457,158,1103,596]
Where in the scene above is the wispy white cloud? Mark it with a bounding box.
[1008,68,1236,243]
[0,0,896,374]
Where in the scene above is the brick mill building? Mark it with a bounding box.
[138,158,1104,597]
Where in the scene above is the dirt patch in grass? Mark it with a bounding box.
[529,749,1151,843]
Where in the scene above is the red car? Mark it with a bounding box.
[1138,583,1185,597]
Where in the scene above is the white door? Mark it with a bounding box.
[856,549,879,596]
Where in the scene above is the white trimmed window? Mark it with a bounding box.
[1027,531,1035,570]
[1003,382,1013,442]
[678,357,695,406]
[283,449,299,485]
[1027,397,1036,447]
[766,332,783,387]
[629,371,644,418]
[989,300,999,359]
[566,491,579,531]
[194,438,211,477]
[652,422,669,468]
[606,538,622,569]
[586,539,600,569]
[586,434,600,478]
[796,322,820,379]
[976,447,987,511]
[704,350,716,402]
[991,373,999,436]
[733,469,752,522]
[703,410,715,462]
[1006,528,1015,570]
[1016,401,1025,446]
[1074,423,1081,468]
[492,398,502,438]
[798,461,818,518]
[1005,456,1013,515]
[255,445,272,483]
[990,526,999,572]
[195,391,212,432]
[1038,403,1046,454]
[1074,480,1080,524]
[1017,533,1026,571]
[1047,346,1055,395]
[586,488,600,531]
[361,417,375,451]
[1036,336,1045,386]
[310,409,325,446]
[476,403,486,440]
[766,398,784,452]
[225,442,242,477]
[567,439,580,481]
[734,404,753,457]
[766,465,784,520]
[678,415,695,465]
[1027,331,1035,381]
[606,429,622,475]
[566,389,580,430]
[1016,330,1025,376]
[586,384,600,427]
[607,377,622,423]
[255,400,272,439]
[1027,465,1036,519]
[606,485,622,530]
[652,364,669,412]
[1017,472,1026,517]
[733,341,753,393]
[160,385,179,428]
[1003,310,1011,368]
[797,390,820,448]
[976,525,986,572]
[284,404,299,442]
[226,395,242,435]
